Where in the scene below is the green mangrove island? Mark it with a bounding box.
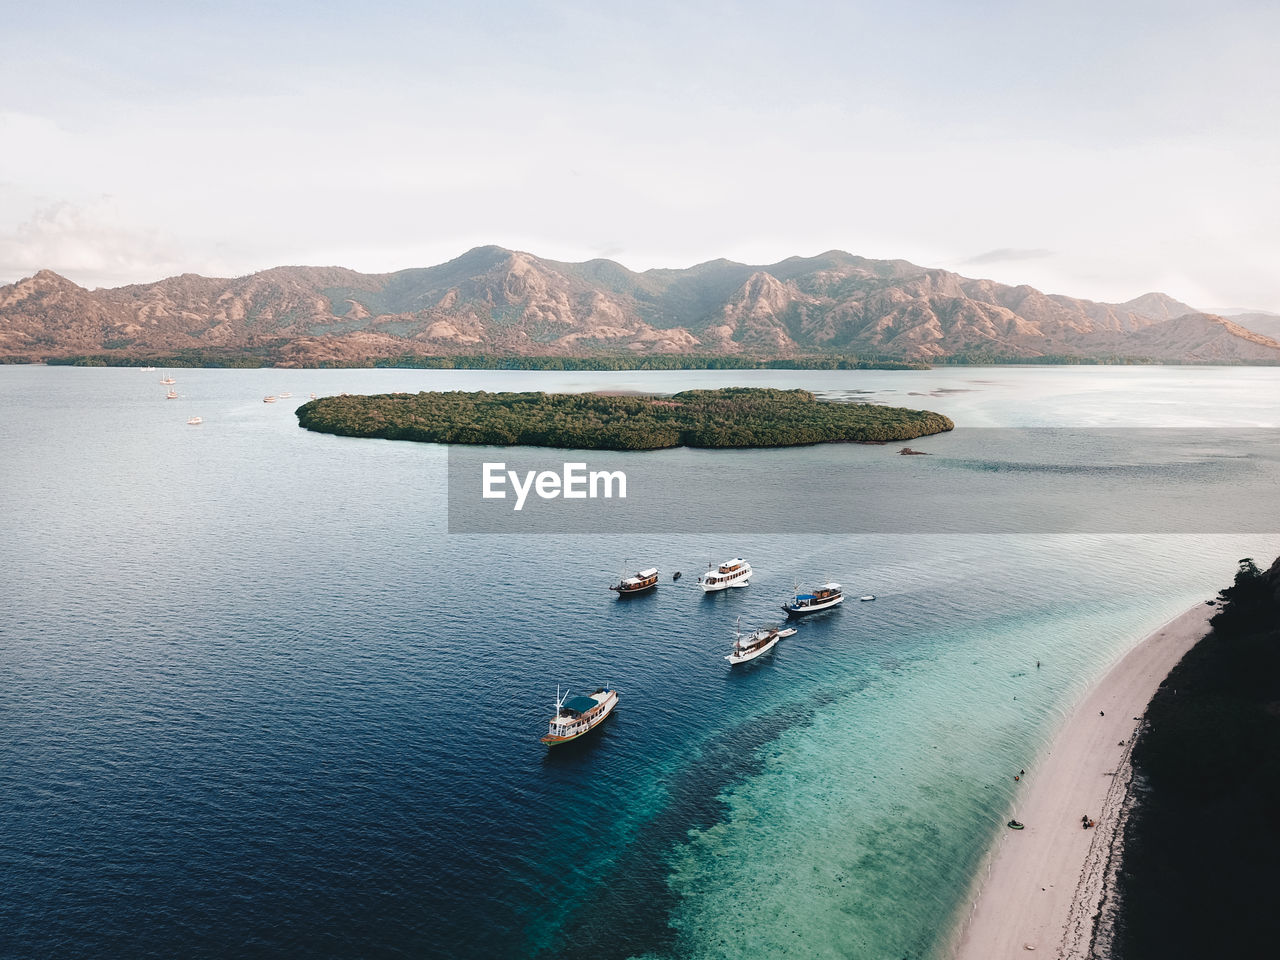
[295,387,954,451]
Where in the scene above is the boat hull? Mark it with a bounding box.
[610,582,658,596]
[701,578,749,593]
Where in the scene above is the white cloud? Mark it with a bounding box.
[0,200,222,288]
[3,8,1280,310]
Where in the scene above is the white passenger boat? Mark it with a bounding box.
[541,686,618,746]
[610,566,659,595]
[725,619,796,665]
[699,558,752,592]
[782,582,844,616]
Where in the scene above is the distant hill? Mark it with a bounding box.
[1227,312,1280,342]
[3,246,1279,365]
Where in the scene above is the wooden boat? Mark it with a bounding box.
[610,566,659,595]
[725,619,796,665]
[541,686,618,746]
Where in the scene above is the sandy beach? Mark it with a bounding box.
[950,602,1214,959]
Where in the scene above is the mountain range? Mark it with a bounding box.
[3,246,1279,365]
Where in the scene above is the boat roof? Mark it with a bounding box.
[562,695,599,713]
[631,568,658,578]
[816,582,841,591]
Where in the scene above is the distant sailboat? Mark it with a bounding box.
[165,388,179,400]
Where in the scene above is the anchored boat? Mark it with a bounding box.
[610,566,659,596]
[541,686,618,746]
[725,618,797,665]
[782,581,844,616]
[699,558,752,593]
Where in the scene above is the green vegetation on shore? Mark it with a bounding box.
[45,350,272,368]
[40,352,929,371]
[933,352,1280,366]
[295,387,954,450]
[1115,555,1280,958]
[365,353,931,371]
[34,350,1279,369]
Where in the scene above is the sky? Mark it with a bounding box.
[2,0,1278,310]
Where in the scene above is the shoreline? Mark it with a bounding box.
[948,601,1214,959]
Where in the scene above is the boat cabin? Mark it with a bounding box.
[627,567,659,586]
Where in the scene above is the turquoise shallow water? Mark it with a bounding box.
[0,365,1275,959]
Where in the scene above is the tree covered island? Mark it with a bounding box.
[295,387,954,450]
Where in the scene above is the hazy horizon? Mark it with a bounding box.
[3,1,1278,310]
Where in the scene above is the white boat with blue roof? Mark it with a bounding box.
[782,581,844,616]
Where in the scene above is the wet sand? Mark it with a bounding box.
[950,603,1214,959]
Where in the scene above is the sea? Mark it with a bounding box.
[1,364,1276,960]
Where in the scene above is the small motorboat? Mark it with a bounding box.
[672,571,682,581]
[860,595,876,602]
[186,416,203,425]
[1008,820,1025,830]
[263,396,277,403]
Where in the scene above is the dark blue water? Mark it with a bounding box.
[1,366,1275,959]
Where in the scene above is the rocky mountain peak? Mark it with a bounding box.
[3,248,1279,365]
